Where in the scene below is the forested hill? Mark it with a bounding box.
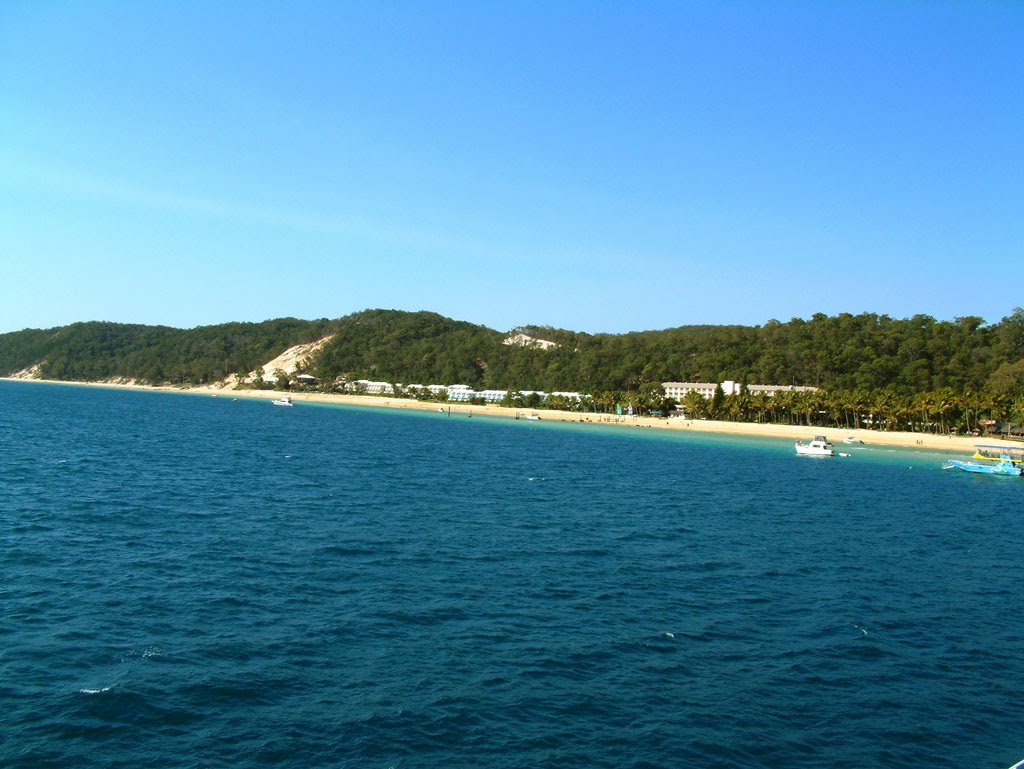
[0,318,336,385]
[2,309,1024,399]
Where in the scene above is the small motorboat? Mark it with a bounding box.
[795,436,835,456]
[271,396,293,407]
[943,457,1021,476]
[842,436,864,444]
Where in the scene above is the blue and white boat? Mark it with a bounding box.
[943,457,1021,476]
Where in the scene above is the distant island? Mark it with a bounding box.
[2,308,1023,437]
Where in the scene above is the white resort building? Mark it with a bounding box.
[447,387,585,404]
[348,380,396,395]
[662,380,818,400]
[329,377,813,409]
[388,383,585,404]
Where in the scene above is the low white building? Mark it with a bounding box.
[477,389,510,403]
[409,386,588,404]
[548,391,586,403]
[335,381,582,406]
[662,381,818,400]
[349,380,395,395]
[406,384,448,396]
[447,385,475,402]
[745,384,818,396]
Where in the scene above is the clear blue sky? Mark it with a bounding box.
[1,1,1021,334]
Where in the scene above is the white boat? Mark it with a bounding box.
[842,436,864,444]
[795,435,835,456]
[271,396,293,407]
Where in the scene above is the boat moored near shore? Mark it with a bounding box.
[973,444,1024,464]
[795,436,835,456]
[943,457,1022,476]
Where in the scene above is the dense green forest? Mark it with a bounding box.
[2,308,1024,433]
[0,318,335,385]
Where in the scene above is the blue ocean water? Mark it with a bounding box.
[2,381,1024,769]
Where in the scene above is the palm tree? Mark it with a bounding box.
[825,390,846,428]
[724,393,743,422]
[851,389,871,429]
[680,391,707,419]
[751,391,771,423]
[737,389,754,422]
[794,391,819,426]
[871,390,898,431]
[593,390,618,414]
[934,387,958,434]
[1010,396,1024,431]
[774,391,796,425]
[989,391,1012,423]
[913,391,935,433]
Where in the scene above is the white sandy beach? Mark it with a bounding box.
[6,376,1017,456]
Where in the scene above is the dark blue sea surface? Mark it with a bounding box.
[3,380,1024,768]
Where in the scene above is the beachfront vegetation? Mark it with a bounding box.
[3,308,1024,434]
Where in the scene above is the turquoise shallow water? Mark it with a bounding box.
[2,380,1024,768]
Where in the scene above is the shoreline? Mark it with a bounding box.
[4,376,1017,455]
